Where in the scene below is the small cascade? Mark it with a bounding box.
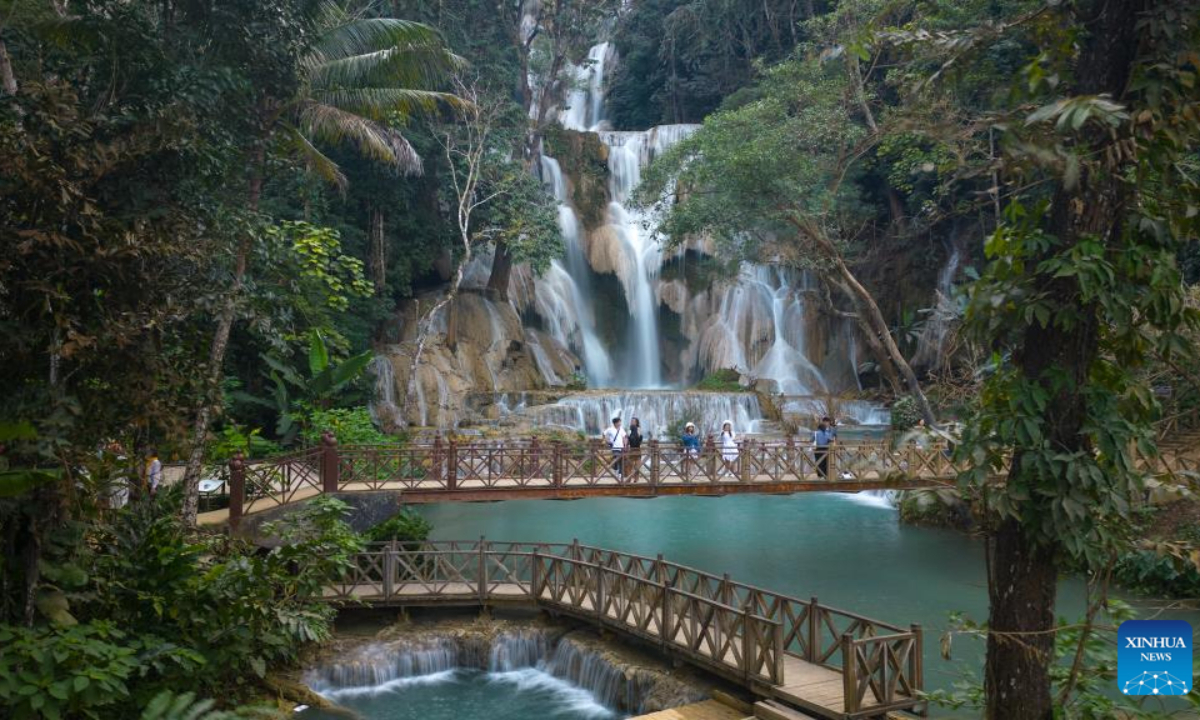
[518,391,765,436]
[779,397,889,427]
[367,355,402,431]
[302,627,692,716]
[543,638,633,712]
[560,43,611,132]
[305,639,459,693]
[489,629,553,672]
[912,245,962,370]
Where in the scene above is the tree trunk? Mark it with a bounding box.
[985,517,1058,720]
[984,1,1141,714]
[370,207,386,294]
[487,241,514,301]
[180,142,265,526]
[834,257,937,425]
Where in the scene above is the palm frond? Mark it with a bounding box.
[309,18,455,65]
[306,44,467,92]
[281,124,348,190]
[298,102,422,175]
[311,87,466,120]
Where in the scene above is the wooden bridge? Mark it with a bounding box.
[199,434,1200,527]
[324,539,926,720]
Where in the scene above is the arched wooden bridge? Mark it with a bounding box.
[198,435,1200,527]
[323,539,926,720]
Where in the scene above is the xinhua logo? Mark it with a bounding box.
[1118,620,1193,696]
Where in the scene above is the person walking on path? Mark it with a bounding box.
[719,420,738,476]
[602,416,628,475]
[812,420,835,480]
[625,417,643,479]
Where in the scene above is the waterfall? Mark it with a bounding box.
[303,629,668,714]
[537,156,614,386]
[543,638,632,711]
[912,245,962,369]
[367,355,402,430]
[518,390,765,436]
[560,43,610,132]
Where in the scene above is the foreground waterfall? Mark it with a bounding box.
[305,624,706,716]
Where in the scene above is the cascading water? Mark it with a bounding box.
[301,628,704,720]
[516,390,765,436]
[912,245,962,370]
[537,156,614,386]
[367,355,402,431]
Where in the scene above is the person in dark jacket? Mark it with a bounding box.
[625,417,643,479]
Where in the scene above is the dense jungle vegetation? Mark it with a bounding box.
[2,0,1199,718]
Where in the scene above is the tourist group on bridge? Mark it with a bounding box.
[602,415,842,479]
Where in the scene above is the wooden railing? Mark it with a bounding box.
[226,434,963,523]
[320,539,924,717]
[223,432,1199,526]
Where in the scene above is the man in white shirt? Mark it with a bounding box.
[602,416,627,475]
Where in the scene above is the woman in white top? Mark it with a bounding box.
[719,421,738,476]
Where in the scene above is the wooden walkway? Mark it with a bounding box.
[631,699,751,720]
[320,540,926,720]
[199,435,1200,527]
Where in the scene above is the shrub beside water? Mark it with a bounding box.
[694,369,741,392]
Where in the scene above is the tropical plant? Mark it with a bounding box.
[363,508,432,547]
[182,3,466,524]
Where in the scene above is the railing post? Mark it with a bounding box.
[786,434,796,480]
[807,597,819,662]
[384,540,396,599]
[742,608,755,679]
[447,438,458,490]
[552,441,563,488]
[228,453,245,530]
[705,434,717,481]
[432,435,445,487]
[842,634,859,713]
[911,623,925,715]
[649,439,660,487]
[531,549,541,600]
[774,618,785,683]
[589,440,599,484]
[478,535,487,602]
[529,435,540,483]
[321,431,339,493]
[740,440,751,483]
[657,554,671,649]
[595,565,604,626]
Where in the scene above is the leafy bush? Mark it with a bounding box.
[300,407,398,446]
[694,369,741,391]
[208,425,281,463]
[1111,550,1200,598]
[890,395,922,431]
[364,508,432,547]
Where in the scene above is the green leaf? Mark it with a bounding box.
[308,330,330,377]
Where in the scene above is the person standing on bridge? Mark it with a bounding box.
[603,416,628,475]
[719,421,738,476]
[625,417,643,479]
[812,420,835,480]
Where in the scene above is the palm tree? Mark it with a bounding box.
[180,3,466,525]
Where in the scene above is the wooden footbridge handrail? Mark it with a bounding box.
[319,539,926,720]
[213,434,1199,526]
[220,435,969,525]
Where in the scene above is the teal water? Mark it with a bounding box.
[305,668,620,720]
[418,493,1199,703]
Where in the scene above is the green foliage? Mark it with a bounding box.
[927,601,1189,719]
[299,407,397,446]
[694,369,742,392]
[1110,550,1200,598]
[140,690,271,720]
[208,426,281,463]
[890,396,922,431]
[566,371,588,391]
[363,508,432,546]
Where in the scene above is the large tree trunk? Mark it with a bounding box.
[984,1,1141,715]
[985,517,1058,720]
[487,241,514,301]
[180,142,265,526]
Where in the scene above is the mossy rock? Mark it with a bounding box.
[543,126,610,229]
